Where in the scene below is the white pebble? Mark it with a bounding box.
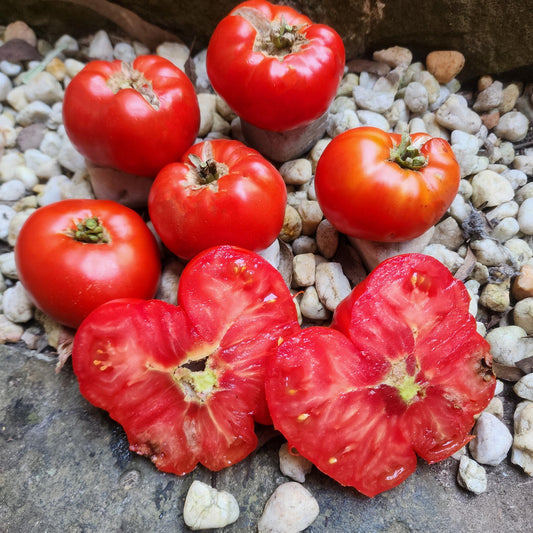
[423,243,464,273]
[469,412,513,466]
[37,174,72,206]
[58,137,86,172]
[7,209,36,247]
[494,111,530,142]
[24,72,64,104]
[457,455,487,494]
[514,155,533,176]
[292,253,316,287]
[469,239,510,266]
[451,129,483,152]
[511,401,533,475]
[486,200,519,221]
[404,81,428,113]
[505,237,533,267]
[471,169,514,208]
[279,443,313,483]
[88,30,114,61]
[353,85,395,113]
[113,42,136,63]
[279,159,312,186]
[299,286,330,321]
[13,165,38,189]
[258,482,319,533]
[326,109,360,137]
[0,179,26,201]
[502,168,528,189]
[492,217,519,242]
[408,117,427,134]
[513,298,533,333]
[183,480,239,531]
[64,58,86,79]
[24,148,61,178]
[0,60,22,77]
[435,94,482,134]
[156,41,190,71]
[3,281,33,323]
[39,130,62,157]
[356,109,390,131]
[518,197,533,235]
[196,93,217,137]
[0,205,15,240]
[0,314,24,343]
[514,374,533,401]
[6,86,29,112]
[315,262,351,311]
[16,100,52,127]
[316,219,339,259]
[0,72,12,101]
[256,239,281,269]
[485,325,529,366]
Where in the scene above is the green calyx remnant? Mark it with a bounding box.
[397,373,420,404]
[72,216,109,244]
[270,17,299,50]
[390,132,427,170]
[188,154,224,185]
[383,357,422,405]
[175,366,217,403]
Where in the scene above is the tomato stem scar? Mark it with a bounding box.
[70,216,110,244]
[390,132,428,170]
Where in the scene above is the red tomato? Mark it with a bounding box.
[63,55,200,177]
[148,139,287,260]
[72,246,300,474]
[314,127,461,241]
[266,253,495,497]
[206,0,345,131]
[14,199,161,329]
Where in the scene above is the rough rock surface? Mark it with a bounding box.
[0,0,532,79]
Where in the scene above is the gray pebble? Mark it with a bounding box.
[315,262,351,311]
[494,111,530,142]
[436,94,482,134]
[469,412,513,466]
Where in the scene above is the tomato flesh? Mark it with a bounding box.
[266,253,495,497]
[73,246,300,474]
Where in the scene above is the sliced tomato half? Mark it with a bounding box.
[265,253,495,497]
[72,246,300,474]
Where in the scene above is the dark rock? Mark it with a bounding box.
[1,0,533,79]
[0,38,41,62]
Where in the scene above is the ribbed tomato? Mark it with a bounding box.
[72,246,300,474]
[266,253,495,497]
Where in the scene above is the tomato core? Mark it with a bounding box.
[106,62,160,110]
[383,357,422,405]
[188,154,228,185]
[70,216,109,244]
[389,132,428,170]
[174,365,217,403]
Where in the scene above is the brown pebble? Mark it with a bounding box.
[426,50,465,83]
[480,109,500,130]
[512,264,533,300]
[4,21,37,47]
[478,75,494,92]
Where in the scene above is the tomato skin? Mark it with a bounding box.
[14,199,161,329]
[266,253,495,497]
[314,127,461,241]
[63,55,200,177]
[206,0,345,131]
[72,246,300,474]
[148,139,287,260]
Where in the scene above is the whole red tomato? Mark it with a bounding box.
[14,199,161,328]
[314,127,461,241]
[63,55,200,177]
[206,0,345,131]
[72,246,300,474]
[148,139,287,260]
[266,253,495,497]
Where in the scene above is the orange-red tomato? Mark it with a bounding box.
[148,139,287,260]
[206,0,345,131]
[15,199,161,328]
[315,127,461,242]
[63,55,199,177]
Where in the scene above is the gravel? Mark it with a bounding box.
[1,19,533,531]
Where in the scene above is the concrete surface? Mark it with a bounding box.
[1,342,532,533]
